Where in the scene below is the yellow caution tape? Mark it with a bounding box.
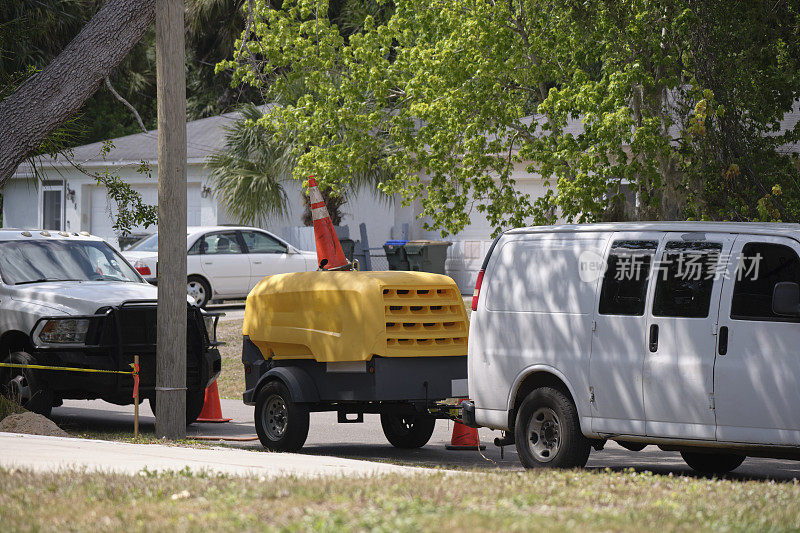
[0,362,136,375]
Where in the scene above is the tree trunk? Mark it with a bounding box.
[0,0,156,184]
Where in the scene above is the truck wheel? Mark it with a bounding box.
[187,276,211,308]
[148,388,207,426]
[254,381,309,452]
[680,451,745,475]
[380,412,436,448]
[186,389,206,425]
[514,386,590,469]
[0,351,53,417]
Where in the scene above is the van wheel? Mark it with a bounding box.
[147,388,207,426]
[680,451,745,475]
[0,351,53,417]
[380,412,436,448]
[187,276,211,308]
[254,381,309,452]
[514,387,590,469]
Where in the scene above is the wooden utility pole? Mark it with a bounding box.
[155,0,187,439]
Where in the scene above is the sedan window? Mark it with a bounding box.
[241,231,287,254]
[200,232,243,254]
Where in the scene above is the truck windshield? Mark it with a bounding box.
[0,240,142,285]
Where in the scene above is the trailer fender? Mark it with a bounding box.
[254,366,320,404]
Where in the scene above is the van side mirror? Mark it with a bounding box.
[772,282,800,316]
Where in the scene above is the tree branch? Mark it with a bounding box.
[0,0,156,184]
[105,76,148,133]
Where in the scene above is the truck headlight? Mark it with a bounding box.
[36,319,90,345]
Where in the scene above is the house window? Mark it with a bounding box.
[41,181,63,231]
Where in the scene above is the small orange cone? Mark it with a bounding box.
[196,380,232,423]
[308,176,350,270]
[446,399,486,450]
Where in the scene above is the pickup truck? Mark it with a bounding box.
[0,230,221,424]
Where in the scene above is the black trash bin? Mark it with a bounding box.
[339,238,355,262]
[383,240,410,270]
[404,240,452,275]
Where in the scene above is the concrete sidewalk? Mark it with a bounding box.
[0,431,426,478]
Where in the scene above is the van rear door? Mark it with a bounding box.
[643,232,734,440]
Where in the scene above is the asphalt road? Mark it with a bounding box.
[50,398,800,482]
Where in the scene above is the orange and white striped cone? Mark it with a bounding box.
[308,176,351,270]
[446,399,486,450]
[196,380,232,423]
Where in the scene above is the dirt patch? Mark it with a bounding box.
[0,412,69,437]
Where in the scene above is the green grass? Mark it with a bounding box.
[215,319,245,400]
[2,467,800,531]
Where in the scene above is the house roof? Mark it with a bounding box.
[15,105,274,175]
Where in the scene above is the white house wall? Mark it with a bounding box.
[2,163,220,249]
[2,178,39,229]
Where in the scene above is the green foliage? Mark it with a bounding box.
[206,104,294,227]
[1,0,257,148]
[223,0,800,236]
[61,141,158,236]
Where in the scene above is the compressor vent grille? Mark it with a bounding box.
[383,286,467,356]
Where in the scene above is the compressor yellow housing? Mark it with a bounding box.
[240,270,470,453]
[243,270,468,362]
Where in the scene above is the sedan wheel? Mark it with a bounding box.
[187,276,211,308]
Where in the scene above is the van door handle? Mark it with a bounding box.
[718,326,728,355]
[649,324,659,352]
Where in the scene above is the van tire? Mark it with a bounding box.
[514,386,590,469]
[0,351,53,417]
[680,451,745,475]
[254,381,309,452]
[380,412,436,448]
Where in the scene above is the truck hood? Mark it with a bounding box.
[11,281,159,315]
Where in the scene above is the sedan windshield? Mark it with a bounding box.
[0,240,142,285]
[127,234,157,252]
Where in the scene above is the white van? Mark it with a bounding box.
[464,222,800,474]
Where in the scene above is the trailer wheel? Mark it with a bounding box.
[680,451,745,475]
[254,381,309,452]
[0,351,53,417]
[380,412,436,448]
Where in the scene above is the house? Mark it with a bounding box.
[4,109,554,293]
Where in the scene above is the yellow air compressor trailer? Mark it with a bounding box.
[241,270,469,451]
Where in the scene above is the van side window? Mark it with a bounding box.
[598,240,658,316]
[731,242,800,321]
[653,241,723,318]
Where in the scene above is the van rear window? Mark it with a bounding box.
[598,240,658,316]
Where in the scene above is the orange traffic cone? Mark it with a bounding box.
[308,176,351,270]
[196,380,232,423]
[446,399,486,450]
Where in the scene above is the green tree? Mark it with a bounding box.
[221,0,800,236]
[208,0,394,226]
